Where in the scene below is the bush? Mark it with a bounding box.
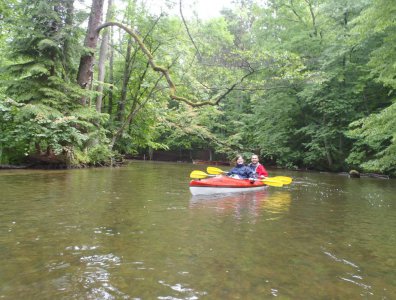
[87,145,113,166]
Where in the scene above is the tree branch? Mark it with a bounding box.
[96,21,252,107]
[179,0,203,61]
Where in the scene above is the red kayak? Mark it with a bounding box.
[189,176,267,195]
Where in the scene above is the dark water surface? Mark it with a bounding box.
[0,161,395,299]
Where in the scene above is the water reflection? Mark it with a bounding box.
[190,190,268,219]
[262,191,292,214]
[189,190,292,220]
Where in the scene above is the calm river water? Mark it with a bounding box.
[0,161,395,299]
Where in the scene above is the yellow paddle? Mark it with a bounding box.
[206,166,293,185]
[190,170,212,179]
[207,166,227,175]
[191,169,284,187]
[272,176,293,184]
[259,178,285,187]
[258,179,284,187]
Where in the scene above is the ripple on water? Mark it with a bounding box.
[322,248,373,295]
[93,226,120,236]
[65,245,99,251]
[80,253,121,267]
[158,280,207,299]
[339,276,373,295]
[78,253,129,299]
[47,261,71,272]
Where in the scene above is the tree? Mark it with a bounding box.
[95,0,113,112]
[0,0,110,166]
[77,0,105,105]
[346,0,396,175]
[242,0,390,171]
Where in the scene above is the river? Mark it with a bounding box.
[0,161,395,299]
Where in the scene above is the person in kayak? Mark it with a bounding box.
[227,155,254,179]
[248,154,268,178]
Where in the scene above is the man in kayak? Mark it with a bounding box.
[228,155,254,179]
[248,154,268,178]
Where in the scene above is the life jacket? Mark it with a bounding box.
[249,162,260,173]
[229,164,253,179]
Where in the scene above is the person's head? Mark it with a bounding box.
[251,154,259,164]
[235,155,244,165]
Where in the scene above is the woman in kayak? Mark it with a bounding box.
[248,154,268,178]
[227,155,254,179]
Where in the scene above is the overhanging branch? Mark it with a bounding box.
[179,0,203,61]
[96,21,254,107]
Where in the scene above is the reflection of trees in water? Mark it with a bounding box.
[189,190,292,220]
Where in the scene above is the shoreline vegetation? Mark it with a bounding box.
[1,1,395,177]
[0,159,391,179]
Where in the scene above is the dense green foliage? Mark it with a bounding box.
[0,0,394,175]
[0,0,106,166]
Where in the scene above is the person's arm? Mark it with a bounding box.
[245,166,255,179]
[257,164,268,177]
[247,164,257,178]
[227,167,235,176]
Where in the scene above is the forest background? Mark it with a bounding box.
[0,0,395,176]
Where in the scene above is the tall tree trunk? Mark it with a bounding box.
[110,72,161,149]
[108,26,114,115]
[96,0,113,112]
[77,0,105,106]
[324,137,333,168]
[63,0,75,81]
[116,37,133,121]
[323,116,333,168]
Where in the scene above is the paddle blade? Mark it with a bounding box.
[261,179,284,187]
[207,166,226,175]
[190,170,209,179]
[271,176,293,184]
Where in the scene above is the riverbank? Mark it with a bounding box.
[1,159,392,179]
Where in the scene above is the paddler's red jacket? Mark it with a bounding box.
[248,163,268,178]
